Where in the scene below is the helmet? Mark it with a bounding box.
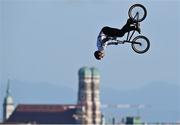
[94,51,104,60]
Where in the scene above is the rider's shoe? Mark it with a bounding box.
[127,18,141,33]
[127,18,137,25]
[127,18,133,25]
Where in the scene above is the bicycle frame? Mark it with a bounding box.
[126,12,139,41]
[115,12,141,45]
[99,4,150,54]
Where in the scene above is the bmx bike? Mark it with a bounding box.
[111,4,150,54]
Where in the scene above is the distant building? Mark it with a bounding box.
[6,104,78,124]
[2,67,101,124]
[125,116,142,125]
[76,67,101,124]
[3,80,15,121]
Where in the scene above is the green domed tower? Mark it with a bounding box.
[76,67,101,124]
[91,67,101,124]
[78,66,92,78]
[77,67,92,124]
[91,67,100,77]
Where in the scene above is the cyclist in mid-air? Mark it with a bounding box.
[94,18,141,60]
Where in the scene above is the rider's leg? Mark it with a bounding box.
[101,19,141,38]
[102,26,125,37]
[122,25,135,32]
[121,18,141,33]
[121,21,141,34]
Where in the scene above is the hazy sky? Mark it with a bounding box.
[0,0,180,123]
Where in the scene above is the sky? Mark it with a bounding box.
[0,0,180,123]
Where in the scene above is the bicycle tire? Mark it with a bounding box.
[128,4,147,22]
[131,35,150,54]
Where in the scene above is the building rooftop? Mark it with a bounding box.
[78,66,92,77]
[91,67,100,76]
[5,104,78,124]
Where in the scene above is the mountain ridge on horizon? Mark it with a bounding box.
[0,80,179,122]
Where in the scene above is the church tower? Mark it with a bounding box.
[77,67,93,124]
[76,67,101,124]
[91,67,101,124]
[3,80,14,122]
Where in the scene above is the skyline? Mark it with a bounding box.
[1,77,180,123]
[0,0,180,123]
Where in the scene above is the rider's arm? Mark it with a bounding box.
[107,41,119,46]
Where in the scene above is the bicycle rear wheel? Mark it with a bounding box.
[128,4,147,22]
[131,35,150,54]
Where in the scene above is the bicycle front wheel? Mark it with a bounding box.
[131,35,150,54]
[128,4,147,22]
